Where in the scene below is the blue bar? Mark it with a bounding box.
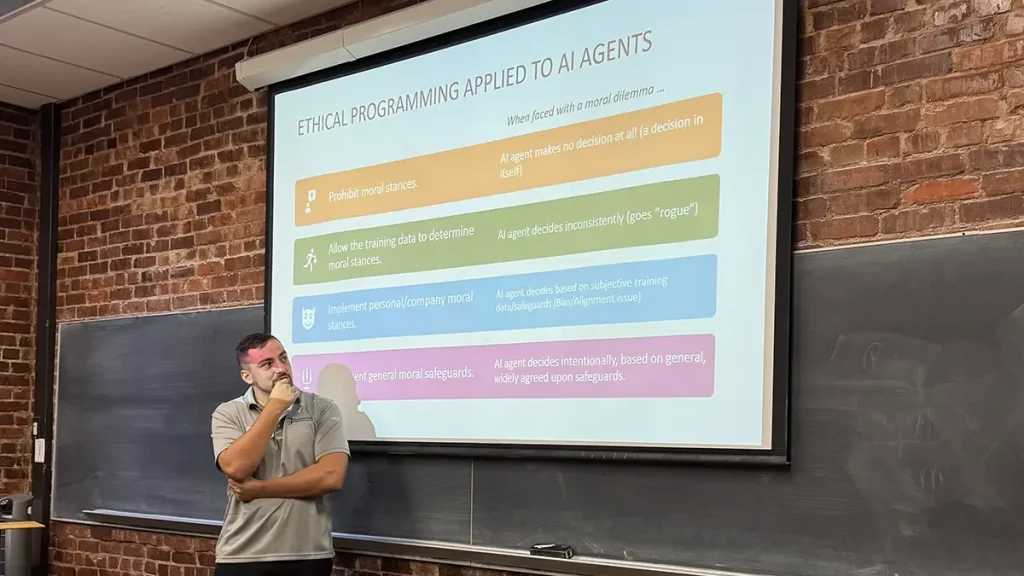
[291,255,717,343]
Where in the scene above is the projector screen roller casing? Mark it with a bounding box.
[266,0,797,464]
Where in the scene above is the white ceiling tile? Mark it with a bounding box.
[211,0,356,26]
[46,0,273,54]
[0,82,53,108]
[0,45,117,99]
[0,8,192,78]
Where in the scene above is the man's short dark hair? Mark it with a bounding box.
[236,332,278,366]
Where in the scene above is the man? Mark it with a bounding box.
[210,332,349,576]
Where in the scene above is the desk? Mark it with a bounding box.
[0,523,42,531]
[0,521,43,576]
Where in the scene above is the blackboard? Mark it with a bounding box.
[52,230,1024,576]
[51,307,472,543]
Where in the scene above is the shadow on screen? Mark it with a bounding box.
[317,363,377,441]
[316,363,418,538]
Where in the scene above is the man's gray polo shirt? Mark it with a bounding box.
[210,387,349,563]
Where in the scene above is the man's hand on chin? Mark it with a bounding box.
[228,477,264,502]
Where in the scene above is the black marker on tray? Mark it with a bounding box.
[529,543,574,559]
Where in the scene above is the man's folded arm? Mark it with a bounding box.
[249,452,348,498]
[248,397,351,498]
[212,405,282,482]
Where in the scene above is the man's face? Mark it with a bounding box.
[240,338,292,393]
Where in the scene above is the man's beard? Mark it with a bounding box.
[257,374,289,392]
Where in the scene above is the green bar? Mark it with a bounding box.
[293,174,720,285]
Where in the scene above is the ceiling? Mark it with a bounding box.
[0,0,359,109]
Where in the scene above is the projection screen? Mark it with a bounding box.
[267,0,795,461]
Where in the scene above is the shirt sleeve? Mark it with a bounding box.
[211,405,243,469]
[315,397,350,460]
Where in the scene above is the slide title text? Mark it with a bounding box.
[296,30,653,136]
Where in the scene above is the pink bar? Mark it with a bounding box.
[292,334,715,401]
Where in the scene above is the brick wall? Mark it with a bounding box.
[50,523,520,576]
[54,0,423,321]
[796,0,1024,246]
[40,0,1024,574]
[0,103,37,497]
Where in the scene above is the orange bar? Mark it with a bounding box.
[294,93,722,226]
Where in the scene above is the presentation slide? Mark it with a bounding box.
[269,0,787,451]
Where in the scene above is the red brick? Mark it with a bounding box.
[1003,63,1024,85]
[867,135,902,159]
[905,129,942,154]
[953,38,1024,70]
[894,8,927,34]
[829,186,901,215]
[814,90,886,120]
[800,123,851,148]
[980,168,1024,196]
[894,152,967,181]
[972,0,1012,16]
[838,69,883,94]
[945,122,985,147]
[886,84,922,107]
[821,23,861,51]
[903,177,980,203]
[870,0,906,15]
[808,214,880,240]
[795,196,829,221]
[933,2,971,26]
[801,52,845,78]
[800,77,837,100]
[969,141,1024,170]
[1008,13,1024,36]
[829,141,867,165]
[923,71,1003,101]
[860,17,890,42]
[1008,89,1024,112]
[797,150,827,175]
[813,1,869,30]
[818,164,890,193]
[851,108,922,137]
[918,20,996,54]
[984,117,1021,143]
[880,205,956,233]
[847,38,915,70]
[923,96,1003,125]
[880,52,954,84]
[960,194,1024,222]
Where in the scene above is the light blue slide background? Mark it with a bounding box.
[292,255,717,343]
